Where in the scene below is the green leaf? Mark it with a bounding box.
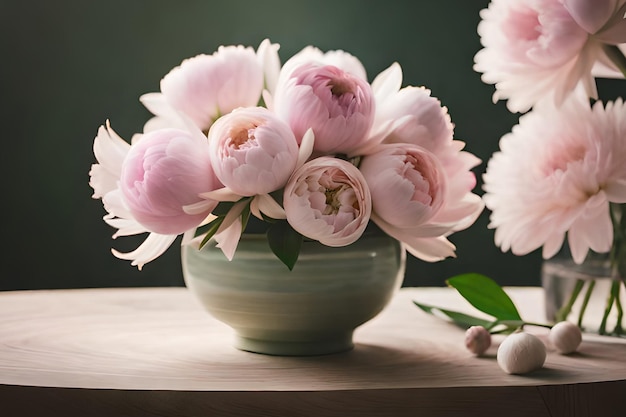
[446,273,522,321]
[240,201,251,232]
[198,216,225,249]
[413,301,494,329]
[212,201,236,217]
[266,220,302,270]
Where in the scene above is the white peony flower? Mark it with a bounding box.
[482,95,626,263]
[473,0,625,113]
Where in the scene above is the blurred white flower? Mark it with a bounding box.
[474,0,626,113]
[482,95,626,263]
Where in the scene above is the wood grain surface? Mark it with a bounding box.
[1,287,625,417]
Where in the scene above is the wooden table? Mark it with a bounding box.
[1,287,625,417]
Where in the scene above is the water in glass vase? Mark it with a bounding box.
[542,247,625,337]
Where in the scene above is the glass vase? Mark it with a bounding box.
[541,203,626,336]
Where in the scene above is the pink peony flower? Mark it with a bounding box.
[272,61,375,155]
[120,128,221,236]
[360,143,458,262]
[359,144,447,229]
[473,0,624,113]
[283,157,371,247]
[207,106,299,197]
[140,40,279,133]
[89,122,220,269]
[482,95,626,263]
[369,63,485,234]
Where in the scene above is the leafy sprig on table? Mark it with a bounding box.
[414,273,552,334]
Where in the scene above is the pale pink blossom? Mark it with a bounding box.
[207,106,299,196]
[473,0,623,113]
[140,40,280,133]
[120,128,221,235]
[272,61,375,155]
[369,63,485,234]
[283,157,371,246]
[359,144,447,229]
[360,144,458,262]
[89,122,220,269]
[482,96,626,263]
[371,64,455,153]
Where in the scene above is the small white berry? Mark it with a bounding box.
[465,325,492,356]
[549,321,582,354]
[497,332,546,374]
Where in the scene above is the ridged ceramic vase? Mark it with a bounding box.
[182,233,406,356]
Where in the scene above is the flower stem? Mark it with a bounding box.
[599,282,617,335]
[577,279,595,330]
[612,281,623,335]
[602,44,626,78]
[555,279,585,323]
[521,321,553,330]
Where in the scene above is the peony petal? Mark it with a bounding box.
[403,236,456,262]
[256,38,281,94]
[90,121,130,198]
[213,200,248,260]
[199,187,242,202]
[295,128,315,169]
[372,214,456,261]
[542,232,566,259]
[183,200,217,215]
[371,62,403,102]
[562,0,618,35]
[253,194,287,220]
[111,233,177,270]
[604,179,626,202]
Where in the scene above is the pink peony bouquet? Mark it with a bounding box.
[89,40,484,270]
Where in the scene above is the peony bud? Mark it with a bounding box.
[465,326,492,356]
[549,321,582,354]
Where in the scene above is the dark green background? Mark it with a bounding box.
[2,0,620,290]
